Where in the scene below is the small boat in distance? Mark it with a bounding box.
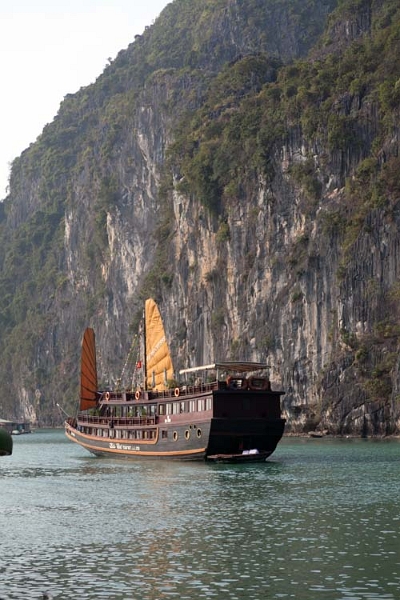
[65,299,286,462]
[0,419,31,435]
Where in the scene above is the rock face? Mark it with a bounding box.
[1,0,400,434]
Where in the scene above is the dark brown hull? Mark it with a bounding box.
[65,416,285,463]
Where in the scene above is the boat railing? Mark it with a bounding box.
[149,381,220,399]
[77,414,156,427]
[99,381,220,403]
[183,381,220,394]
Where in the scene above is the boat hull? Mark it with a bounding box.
[207,416,286,458]
[65,421,209,460]
[65,411,285,462]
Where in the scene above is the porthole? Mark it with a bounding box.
[185,430,190,440]
[173,431,178,441]
[197,428,202,438]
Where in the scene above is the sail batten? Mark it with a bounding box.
[145,299,174,391]
[80,328,98,410]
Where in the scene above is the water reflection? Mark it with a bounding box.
[1,433,400,599]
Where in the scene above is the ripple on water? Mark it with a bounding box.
[1,434,400,599]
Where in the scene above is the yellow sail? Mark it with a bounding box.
[145,298,174,391]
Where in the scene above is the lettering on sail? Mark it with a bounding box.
[147,336,165,362]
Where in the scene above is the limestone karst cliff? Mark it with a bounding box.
[1,0,400,435]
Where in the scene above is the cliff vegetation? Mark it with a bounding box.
[1,0,400,435]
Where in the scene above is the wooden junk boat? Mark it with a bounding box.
[65,299,286,462]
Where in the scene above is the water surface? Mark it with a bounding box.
[1,431,399,599]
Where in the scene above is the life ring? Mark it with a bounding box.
[105,391,110,401]
[247,377,270,391]
[135,390,141,400]
[174,387,180,397]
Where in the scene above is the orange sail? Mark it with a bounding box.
[80,328,98,411]
[145,298,174,391]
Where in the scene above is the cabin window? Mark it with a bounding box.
[166,403,173,415]
[116,430,122,439]
[173,402,180,414]
[198,399,205,412]
[97,428,102,436]
[159,404,165,415]
[189,400,197,412]
[136,431,142,439]
[103,430,108,438]
[162,430,168,439]
[149,404,156,416]
[180,401,186,413]
[206,397,212,410]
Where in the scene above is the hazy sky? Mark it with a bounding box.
[0,0,170,198]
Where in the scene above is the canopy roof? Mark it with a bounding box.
[179,361,269,375]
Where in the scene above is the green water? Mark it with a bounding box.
[1,431,399,599]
